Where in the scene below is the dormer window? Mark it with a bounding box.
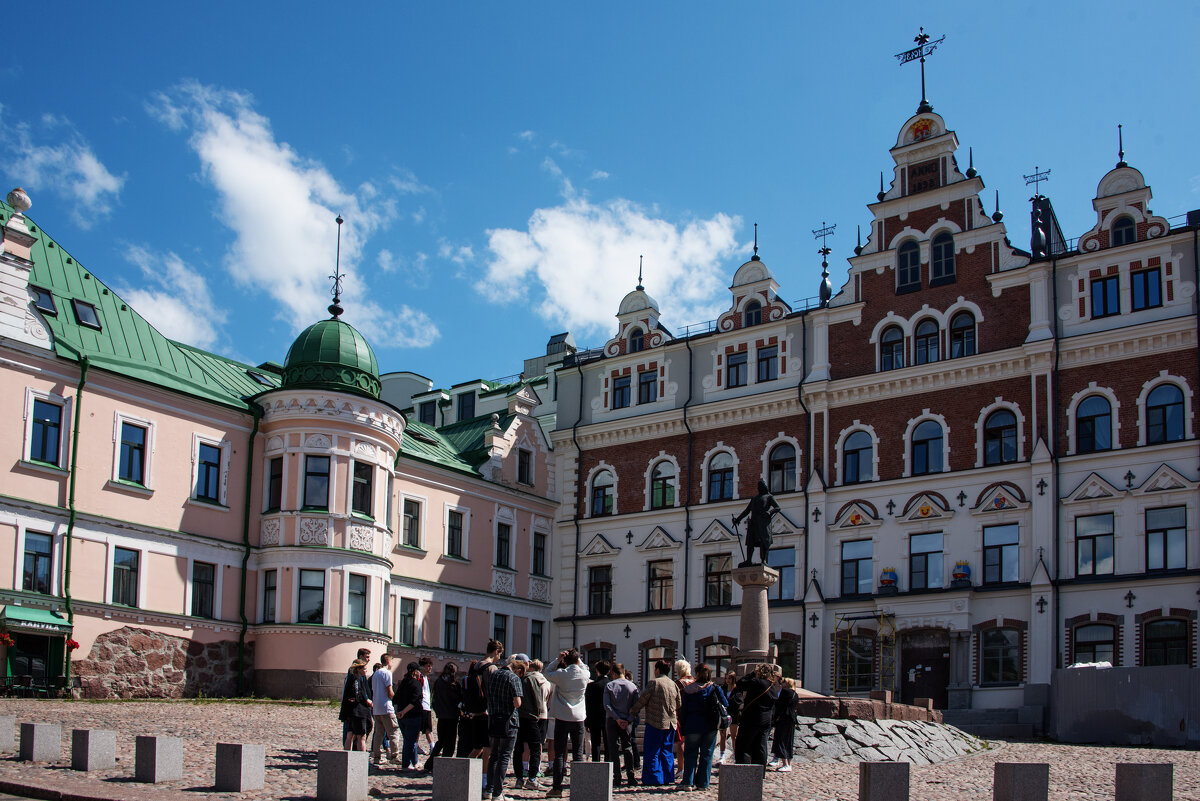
[73,299,102,330]
[897,241,920,293]
[628,328,644,353]
[930,232,955,285]
[1111,215,1136,246]
[30,286,57,316]
[744,301,762,327]
[457,392,475,422]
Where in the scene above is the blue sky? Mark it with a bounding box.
[5,3,1199,387]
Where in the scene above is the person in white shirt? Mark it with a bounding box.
[418,656,434,756]
[370,653,401,764]
[543,648,591,797]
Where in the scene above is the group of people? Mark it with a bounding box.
[338,641,802,799]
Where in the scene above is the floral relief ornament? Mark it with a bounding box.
[299,518,329,545]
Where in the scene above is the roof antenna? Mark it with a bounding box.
[751,222,760,261]
[328,215,345,318]
[636,255,644,291]
[1116,123,1127,168]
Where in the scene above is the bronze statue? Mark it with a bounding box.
[733,480,780,566]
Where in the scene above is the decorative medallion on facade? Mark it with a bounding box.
[349,525,374,552]
[305,433,332,449]
[529,577,551,603]
[832,501,882,531]
[260,519,281,546]
[492,568,516,596]
[971,482,1031,515]
[899,493,953,524]
[299,518,330,545]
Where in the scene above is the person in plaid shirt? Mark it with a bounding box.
[485,657,526,800]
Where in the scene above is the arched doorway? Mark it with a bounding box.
[899,628,949,708]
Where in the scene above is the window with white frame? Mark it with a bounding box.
[193,437,227,504]
[297,569,325,624]
[113,413,154,487]
[842,430,874,485]
[347,573,368,628]
[191,561,216,618]
[443,605,461,650]
[1076,396,1112,453]
[496,522,513,569]
[1075,513,1114,577]
[706,451,735,502]
[303,455,331,510]
[265,456,284,512]
[446,507,468,558]
[910,420,944,475]
[590,469,615,516]
[1145,384,1185,444]
[262,569,277,623]
[403,499,422,548]
[398,597,416,645]
[22,532,53,594]
[25,390,68,468]
[1146,506,1186,571]
[351,461,374,517]
[532,530,548,576]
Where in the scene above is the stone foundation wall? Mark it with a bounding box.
[793,716,986,764]
[71,627,253,699]
[797,697,943,724]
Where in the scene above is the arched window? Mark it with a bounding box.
[707,452,734,501]
[983,410,1017,465]
[628,328,644,353]
[1076,396,1112,453]
[1111,215,1136,247]
[1073,624,1115,665]
[950,311,976,358]
[931,232,955,283]
[911,420,943,475]
[842,431,873,485]
[914,319,939,365]
[1143,619,1188,666]
[897,240,920,291]
[880,326,904,371]
[744,300,762,327]
[591,470,614,517]
[650,461,676,509]
[768,443,796,494]
[1146,384,1184,444]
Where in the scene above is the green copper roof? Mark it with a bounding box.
[399,413,515,476]
[282,318,381,398]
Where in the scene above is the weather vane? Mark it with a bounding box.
[1116,123,1127,168]
[814,222,836,308]
[813,221,836,260]
[636,255,644,291]
[329,215,345,318]
[1023,165,1051,199]
[894,27,945,114]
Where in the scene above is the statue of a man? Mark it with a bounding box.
[733,480,780,567]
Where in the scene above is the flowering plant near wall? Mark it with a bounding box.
[65,639,80,651]
[0,633,13,648]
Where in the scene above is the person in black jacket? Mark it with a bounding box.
[425,663,462,770]
[770,676,798,771]
[732,664,774,765]
[395,662,426,771]
[339,659,373,751]
[584,660,610,762]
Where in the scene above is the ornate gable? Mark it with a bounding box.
[1134,464,1198,495]
[899,492,953,524]
[972,482,1030,515]
[768,510,801,536]
[579,533,621,558]
[696,519,738,545]
[1078,164,1171,253]
[1064,472,1125,504]
[603,284,672,357]
[637,525,680,552]
[715,257,790,332]
[506,384,542,416]
[832,501,882,532]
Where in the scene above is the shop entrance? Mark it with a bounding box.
[899,628,950,708]
[10,633,51,683]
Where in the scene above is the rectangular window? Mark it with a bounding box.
[266,457,283,512]
[588,565,612,615]
[195,443,222,503]
[909,532,944,590]
[518,449,533,484]
[841,540,873,596]
[532,531,547,575]
[612,376,631,409]
[493,613,508,646]
[1075,513,1114,577]
[704,553,732,607]
[73,299,101,329]
[118,422,147,484]
[1091,275,1120,318]
[1131,268,1162,311]
[297,569,325,624]
[403,499,421,548]
[767,547,795,601]
[983,524,1019,584]
[837,634,875,692]
[191,561,215,618]
[757,346,778,383]
[262,569,277,623]
[726,351,748,388]
[638,370,657,404]
[303,456,330,510]
[530,620,544,662]
[113,547,139,607]
[399,597,416,645]
[980,628,1021,685]
[647,559,674,611]
[351,461,373,517]
[496,523,512,568]
[447,510,464,557]
[418,400,437,426]
[347,574,367,628]
[30,286,56,315]
[22,533,52,595]
[443,605,460,651]
[457,392,475,422]
[29,399,62,466]
[1147,506,1186,571]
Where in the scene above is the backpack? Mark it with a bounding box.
[707,685,730,729]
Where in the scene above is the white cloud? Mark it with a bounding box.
[389,168,431,195]
[0,107,124,229]
[119,246,226,349]
[147,81,438,349]
[517,130,536,142]
[478,195,741,340]
[438,240,475,266]
[590,170,610,181]
[377,248,397,273]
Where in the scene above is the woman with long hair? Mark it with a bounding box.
[770,676,799,771]
[719,669,740,763]
[678,664,727,790]
[426,663,462,770]
[339,660,373,751]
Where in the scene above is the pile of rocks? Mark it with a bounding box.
[792,715,988,764]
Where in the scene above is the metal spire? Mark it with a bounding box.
[854,224,863,256]
[966,147,977,179]
[895,27,945,114]
[813,222,836,308]
[751,223,760,261]
[877,171,887,202]
[636,255,644,291]
[1116,123,1127,168]
[328,215,345,318]
[992,190,1004,223]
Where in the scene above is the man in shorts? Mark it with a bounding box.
[418,656,435,756]
[369,653,401,765]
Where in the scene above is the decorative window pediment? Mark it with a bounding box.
[971,482,1031,515]
[579,533,621,558]
[768,509,801,535]
[695,519,738,545]
[832,501,882,531]
[637,525,680,552]
[1064,472,1125,504]
[899,492,953,524]
[1134,464,1198,495]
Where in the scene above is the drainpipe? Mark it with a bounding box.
[680,337,696,661]
[569,362,585,647]
[796,315,811,683]
[1193,227,1199,476]
[235,402,262,696]
[1049,253,1062,671]
[62,356,89,682]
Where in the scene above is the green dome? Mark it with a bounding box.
[282,318,381,398]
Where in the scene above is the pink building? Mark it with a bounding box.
[0,188,557,698]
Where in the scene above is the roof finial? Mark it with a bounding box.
[636,255,644,291]
[751,222,760,261]
[813,221,836,308]
[877,171,887,202]
[1023,165,1051,200]
[894,27,945,114]
[966,147,977,179]
[328,214,345,318]
[992,189,1004,223]
[854,224,863,256]
[1116,123,1127,168]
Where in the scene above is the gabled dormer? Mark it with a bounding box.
[1078,164,1170,253]
[715,256,790,332]
[603,283,672,358]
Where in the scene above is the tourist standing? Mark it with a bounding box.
[485,657,525,801]
[770,676,799,771]
[584,660,610,761]
[629,658,681,786]
[514,657,549,790]
[395,662,425,771]
[678,664,727,790]
[544,648,590,798]
[733,664,774,765]
[418,656,435,756]
[369,653,401,765]
[672,659,694,775]
[625,669,641,769]
[339,659,373,751]
[426,663,462,769]
[466,640,504,792]
[340,648,372,749]
[602,661,639,787]
[718,670,739,763]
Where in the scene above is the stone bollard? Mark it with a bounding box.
[135,735,183,783]
[993,762,1048,801]
[859,761,909,801]
[19,723,61,763]
[719,763,765,801]
[317,749,368,801]
[0,716,14,752]
[571,760,615,801]
[1115,763,1173,801]
[869,690,893,703]
[433,757,483,801]
[215,743,266,791]
[72,729,117,771]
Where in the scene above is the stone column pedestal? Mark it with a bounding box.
[732,564,779,668]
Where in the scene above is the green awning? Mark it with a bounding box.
[0,606,71,634]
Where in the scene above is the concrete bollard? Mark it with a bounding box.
[718,763,765,801]
[571,760,614,801]
[317,749,368,801]
[134,735,183,783]
[433,757,483,801]
[71,729,117,771]
[19,723,61,763]
[215,743,266,791]
[993,762,1049,801]
[859,761,910,801]
[0,716,14,752]
[1115,763,1173,801]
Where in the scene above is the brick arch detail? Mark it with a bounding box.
[637,637,678,686]
[694,634,738,673]
[1063,612,1124,666]
[971,618,1028,686]
[1133,608,1197,667]
[579,641,618,665]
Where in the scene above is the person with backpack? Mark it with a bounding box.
[514,656,550,790]
[770,676,799,772]
[677,664,728,790]
[732,663,774,765]
[425,663,462,770]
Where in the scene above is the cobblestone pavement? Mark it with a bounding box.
[0,700,1196,801]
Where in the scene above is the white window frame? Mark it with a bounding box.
[111,411,156,490]
[190,433,231,506]
[699,443,740,504]
[22,387,71,469]
[262,451,289,513]
[585,461,618,518]
[15,526,60,596]
[902,410,950,478]
[761,432,801,492]
[295,566,328,625]
[1136,373,1194,446]
[106,542,145,608]
[184,556,223,619]
[974,399,1027,468]
[443,503,471,559]
[643,451,681,511]
[835,423,880,485]
[400,493,428,550]
[442,603,462,651]
[517,442,536,486]
[1065,383,1121,455]
[344,571,370,629]
[530,517,551,576]
[494,504,517,570]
